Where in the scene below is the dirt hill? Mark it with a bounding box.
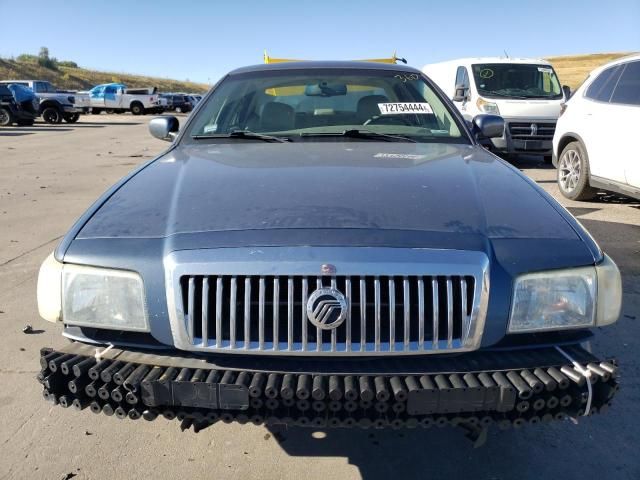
[0,57,209,93]
[2,52,635,94]
[545,52,635,89]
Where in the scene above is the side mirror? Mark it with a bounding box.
[562,85,572,99]
[452,84,469,102]
[472,114,504,139]
[149,116,179,142]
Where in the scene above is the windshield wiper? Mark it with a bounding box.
[300,129,416,143]
[192,130,290,142]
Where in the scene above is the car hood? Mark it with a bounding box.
[493,99,562,119]
[78,141,578,243]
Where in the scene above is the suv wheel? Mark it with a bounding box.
[557,141,597,201]
[0,107,13,126]
[42,107,63,124]
[63,113,80,123]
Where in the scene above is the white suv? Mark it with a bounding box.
[553,54,640,201]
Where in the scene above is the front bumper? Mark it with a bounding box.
[37,342,618,431]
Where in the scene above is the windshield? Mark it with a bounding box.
[471,63,562,99]
[186,68,467,143]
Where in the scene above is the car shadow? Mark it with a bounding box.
[262,422,609,480]
[9,127,75,132]
[68,121,140,126]
[0,131,34,136]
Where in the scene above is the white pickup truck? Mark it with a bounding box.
[0,79,90,123]
[87,83,165,115]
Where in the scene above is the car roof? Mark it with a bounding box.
[425,57,552,68]
[229,61,422,75]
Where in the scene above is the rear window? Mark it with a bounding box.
[585,65,621,102]
[610,61,640,106]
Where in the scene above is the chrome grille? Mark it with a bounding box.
[165,248,489,356]
[508,122,556,141]
[179,274,475,354]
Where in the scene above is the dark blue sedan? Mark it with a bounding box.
[36,61,622,436]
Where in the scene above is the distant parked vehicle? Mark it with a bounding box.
[87,83,164,115]
[424,58,571,162]
[186,95,200,107]
[553,54,640,200]
[0,79,90,124]
[0,84,39,126]
[160,93,192,113]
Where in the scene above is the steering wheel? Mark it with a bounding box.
[363,115,411,126]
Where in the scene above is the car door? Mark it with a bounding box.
[579,65,625,183]
[608,60,640,188]
[90,86,106,107]
[104,85,118,108]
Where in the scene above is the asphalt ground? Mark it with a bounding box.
[1,115,638,480]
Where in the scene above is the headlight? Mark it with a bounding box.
[476,97,500,115]
[62,264,148,331]
[37,253,63,322]
[36,253,149,331]
[508,255,622,333]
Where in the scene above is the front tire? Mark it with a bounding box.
[0,107,13,126]
[42,107,63,124]
[130,102,144,115]
[63,113,80,123]
[557,141,597,201]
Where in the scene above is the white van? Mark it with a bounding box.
[423,58,568,162]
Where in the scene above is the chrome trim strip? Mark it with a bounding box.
[215,277,222,348]
[446,277,453,348]
[272,278,279,351]
[359,277,366,352]
[287,277,294,351]
[432,278,439,350]
[418,278,424,350]
[301,277,308,351]
[201,277,209,347]
[244,277,251,350]
[316,277,322,352]
[403,277,410,349]
[187,277,195,342]
[345,278,352,352]
[258,277,265,350]
[388,278,395,351]
[230,277,237,348]
[374,277,381,352]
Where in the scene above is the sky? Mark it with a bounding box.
[1,0,639,85]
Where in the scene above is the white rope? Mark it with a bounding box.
[555,346,593,420]
[94,343,114,362]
